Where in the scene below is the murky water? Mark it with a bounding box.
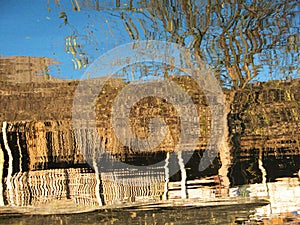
[1,1,300,224]
[0,147,299,224]
[0,85,299,224]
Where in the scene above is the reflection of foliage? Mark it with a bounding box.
[65,35,89,70]
[234,79,300,135]
[237,185,250,197]
[59,11,68,24]
[48,2,300,182]
[44,66,50,79]
[49,1,93,71]
[50,0,299,86]
[118,0,299,89]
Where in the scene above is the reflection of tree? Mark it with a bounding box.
[115,0,299,188]
[52,0,299,189]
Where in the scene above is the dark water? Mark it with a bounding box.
[0,149,299,224]
[0,203,272,225]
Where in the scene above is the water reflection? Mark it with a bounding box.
[0,149,300,219]
[0,203,269,225]
[0,1,300,223]
[0,74,299,224]
[0,173,299,224]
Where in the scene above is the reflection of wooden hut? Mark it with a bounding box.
[0,59,300,209]
[4,168,165,207]
[92,77,211,155]
[25,122,48,170]
[6,169,70,206]
[101,169,165,205]
[3,121,85,171]
[1,73,299,160]
[0,56,59,83]
[232,79,300,154]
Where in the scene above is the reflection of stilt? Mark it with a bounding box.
[213,175,222,196]
[13,172,21,206]
[93,159,104,206]
[2,121,14,206]
[258,148,267,184]
[218,137,231,192]
[177,151,187,199]
[162,152,170,200]
[16,132,22,172]
[258,147,271,216]
[0,144,4,206]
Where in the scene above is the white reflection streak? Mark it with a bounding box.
[16,132,22,172]
[162,152,170,200]
[177,151,187,199]
[2,121,14,206]
[258,148,267,184]
[0,143,4,206]
[93,159,103,206]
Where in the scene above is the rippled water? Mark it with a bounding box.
[0,79,299,224]
[0,150,299,224]
[1,1,300,224]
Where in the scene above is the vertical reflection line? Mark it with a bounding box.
[258,148,267,184]
[64,169,71,199]
[13,172,20,206]
[15,130,24,205]
[2,121,14,205]
[18,172,25,206]
[16,132,22,172]
[258,147,271,216]
[0,142,4,206]
[177,151,187,199]
[93,159,103,206]
[92,134,104,206]
[162,152,170,200]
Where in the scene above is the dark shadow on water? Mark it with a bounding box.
[0,201,269,225]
